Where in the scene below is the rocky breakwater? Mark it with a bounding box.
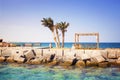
[0,47,120,67]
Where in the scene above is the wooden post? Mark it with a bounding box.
[97,33,99,49]
[75,33,76,44]
[77,34,79,43]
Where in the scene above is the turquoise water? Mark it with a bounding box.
[0,63,120,80]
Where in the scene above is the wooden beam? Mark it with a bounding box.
[74,33,99,49]
[77,33,99,36]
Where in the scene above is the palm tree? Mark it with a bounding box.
[41,17,58,47]
[55,25,61,48]
[57,22,69,48]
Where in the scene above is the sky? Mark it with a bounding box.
[0,0,120,42]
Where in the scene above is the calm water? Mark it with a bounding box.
[12,42,120,48]
[0,63,120,80]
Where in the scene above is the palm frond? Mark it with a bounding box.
[41,17,54,32]
[57,21,69,32]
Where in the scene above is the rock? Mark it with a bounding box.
[6,57,14,63]
[107,59,117,66]
[11,49,25,63]
[33,49,44,62]
[0,43,2,47]
[107,50,117,59]
[24,49,36,60]
[12,48,24,56]
[75,50,84,60]
[118,57,120,61]
[71,58,78,65]
[54,50,63,61]
[92,55,105,63]
[59,61,72,66]
[108,59,117,63]
[101,50,108,59]
[1,48,12,57]
[115,57,120,66]
[116,49,120,58]
[42,50,55,62]
[86,50,101,57]
[75,60,85,67]
[87,61,98,67]
[98,62,109,67]
[45,60,58,66]
[116,60,120,66]
[63,51,76,62]
[29,58,41,64]
[0,48,2,56]
[33,49,43,57]
[80,53,90,60]
[0,56,5,62]
[16,57,25,63]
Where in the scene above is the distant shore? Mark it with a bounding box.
[0,47,120,68]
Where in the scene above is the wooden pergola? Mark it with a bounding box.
[75,33,99,49]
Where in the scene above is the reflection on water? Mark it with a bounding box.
[0,63,120,80]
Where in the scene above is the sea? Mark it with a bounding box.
[0,63,120,80]
[12,42,120,48]
[0,42,120,80]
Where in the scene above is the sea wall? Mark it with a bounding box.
[0,47,120,67]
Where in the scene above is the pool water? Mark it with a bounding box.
[0,62,120,80]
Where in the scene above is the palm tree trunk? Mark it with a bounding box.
[52,31,58,48]
[55,27,60,48]
[62,31,65,48]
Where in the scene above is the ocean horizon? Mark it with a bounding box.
[11,42,120,49]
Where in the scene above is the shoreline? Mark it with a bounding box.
[0,47,120,68]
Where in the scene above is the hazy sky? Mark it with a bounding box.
[0,0,120,42]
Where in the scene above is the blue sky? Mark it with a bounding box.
[0,0,120,42]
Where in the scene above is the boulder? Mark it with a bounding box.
[59,61,72,66]
[86,50,101,57]
[45,60,58,66]
[42,50,55,62]
[86,61,98,67]
[107,50,117,59]
[34,49,43,57]
[16,57,25,63]
[0,48,2,56]
[116,58,120,65]
[80,53,90,60]
[115,57,120,65]
[98,62,109,67]
[92,55,105,63]
[75,60,85,67]
[63,51,76,62]
[54,50,63,61]
[29,58,41,64]
[1,48,12,57]
[116,49,120,58]
[24,49,36,60]
[33,49,44,62]
[0,43,2,47]
[11,49,25,63]
[6,57,14,63]
[101,50,108,59]
[108,59,117,63]
[0,56,5,62]
[12,49,24,55]
[107,59,117,66]
[75,50,84,60]
[118,57,120,61]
